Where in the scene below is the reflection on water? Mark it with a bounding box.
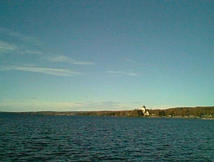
[0,113,214,161]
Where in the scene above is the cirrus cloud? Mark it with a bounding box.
[0,40,17,52]
[48,55,95,65]
[106,70,138,76]
[1,65,81,77]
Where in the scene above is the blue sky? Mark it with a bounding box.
[0,0,214,111]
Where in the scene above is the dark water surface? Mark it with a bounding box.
[0,113,214,161]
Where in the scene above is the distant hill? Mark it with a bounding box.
[76,106,214,118]
[149,106,214,118]
[77,110,144,117]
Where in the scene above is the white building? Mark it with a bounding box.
[137,105,146,112]
[137,105,149,116]
[144,110,150,116]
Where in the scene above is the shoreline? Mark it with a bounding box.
[1,107,214,120]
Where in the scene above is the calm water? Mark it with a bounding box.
[0,113,214,161]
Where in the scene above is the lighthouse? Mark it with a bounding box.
[137,105,150,116]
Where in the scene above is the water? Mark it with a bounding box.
[0,113,214,161]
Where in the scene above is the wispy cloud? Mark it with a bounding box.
[20,49,43,55]
[106,70,138,76]
[1,65,81,77]
[0,27,41,46]
[48,55,95,65]
[0,27,94,67]
[0,39,43,56]
[0,27,43,57]
[0,41,17,52]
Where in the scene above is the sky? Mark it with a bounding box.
[0,0,214,112]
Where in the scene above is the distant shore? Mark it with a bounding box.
[75,106,214,119]
[1,106,214,119]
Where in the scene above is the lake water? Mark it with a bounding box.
[0,113,214,161]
